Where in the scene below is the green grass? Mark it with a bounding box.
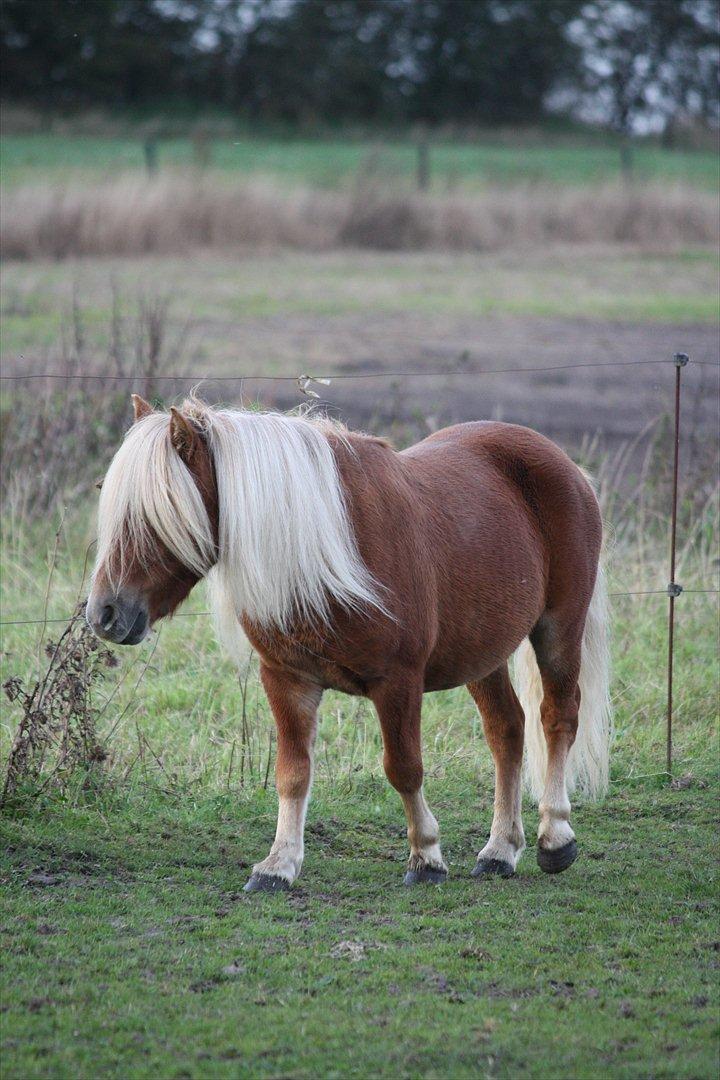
[1,248,718,373]
[2,775,718,1080]
[1,495,719,1077]
[2,133,718,191]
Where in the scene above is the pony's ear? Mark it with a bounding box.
[169,407,200,463]
[131,394,153,422]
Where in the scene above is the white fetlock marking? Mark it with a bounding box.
[482,753,525,868]
[253,849,300,883]
[538,808,575,851]
[402,789,447,871]
[254,792,309,884]
[478,831,526,870]
[538,760,575,851]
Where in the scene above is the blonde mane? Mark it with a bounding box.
[94,400,386,642]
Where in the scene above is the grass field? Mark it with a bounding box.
[3,248,719,364]
[2,132,718,191]
[3,131,716,261]
[1,499,719,1078]
[2,248,718,401]
[1,434,718,1080]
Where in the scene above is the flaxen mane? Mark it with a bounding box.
[94,399,385,635]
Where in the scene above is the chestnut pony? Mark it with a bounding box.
[88,395,611,891]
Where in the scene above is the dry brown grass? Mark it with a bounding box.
[340,183,719,249]
[1,174,716,259]
[0,176,343,259]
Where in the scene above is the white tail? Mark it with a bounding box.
[515,559,612,802]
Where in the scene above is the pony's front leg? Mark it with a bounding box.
[371,676,448,886]
[244,665,322,893]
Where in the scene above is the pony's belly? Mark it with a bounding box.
[423,615,536,691]
[423,657,501,693]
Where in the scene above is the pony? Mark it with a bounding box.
[87,394,611,891]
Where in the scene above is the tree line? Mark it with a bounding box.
[1,0,718,136]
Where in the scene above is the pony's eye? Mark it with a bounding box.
[95,477,104,491]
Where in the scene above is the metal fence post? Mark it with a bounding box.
[666,352,689,779]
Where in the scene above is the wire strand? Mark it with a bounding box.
[1,356,717,628]
[2,589,718,628]
[3,357,718,383]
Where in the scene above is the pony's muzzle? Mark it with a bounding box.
[86,594,149,645]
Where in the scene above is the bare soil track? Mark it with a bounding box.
[212,314,719,453]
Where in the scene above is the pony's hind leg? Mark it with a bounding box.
[468,665,526,878]
[531,617,582,874]
[371,677,447,886]
[244,665,321,892]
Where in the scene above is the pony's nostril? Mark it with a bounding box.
[100,604,116,631]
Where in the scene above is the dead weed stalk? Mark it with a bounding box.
[2,603,118,806]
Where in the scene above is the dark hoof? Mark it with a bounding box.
[537,838,578,875]
[403,866,447,886]
[471,857,515,879]
[243,873,291,893]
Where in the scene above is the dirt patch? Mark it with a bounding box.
[249,315,720,455]
[207,313,719,457]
